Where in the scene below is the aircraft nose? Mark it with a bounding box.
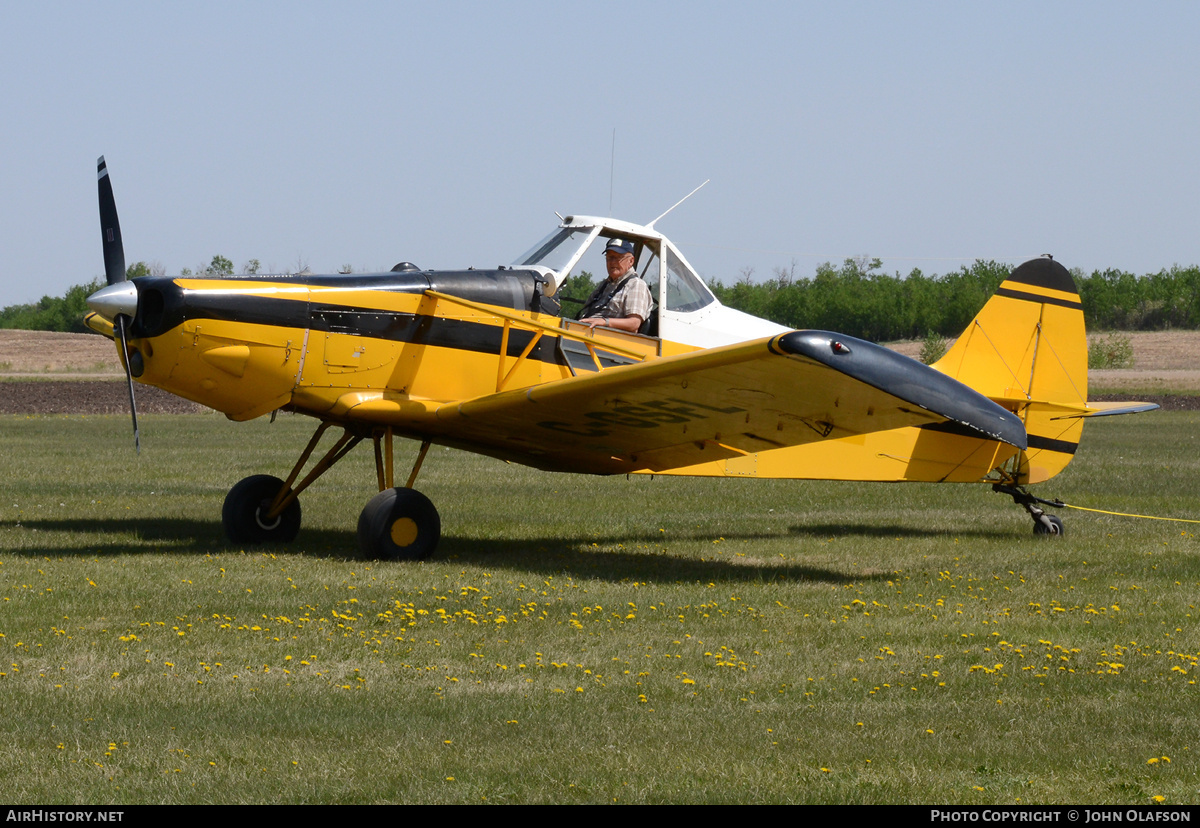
[87,281,138,322]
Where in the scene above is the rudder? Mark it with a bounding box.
[933,258,1087,484]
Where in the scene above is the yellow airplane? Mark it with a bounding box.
[85,158,1155,559]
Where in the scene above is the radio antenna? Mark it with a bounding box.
[646,179,709,230]
[608,128,616,217]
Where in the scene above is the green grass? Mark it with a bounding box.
[1089,385,1200,398]
[0,412,1198,804]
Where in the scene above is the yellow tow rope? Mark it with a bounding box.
[1060,502,1200,524]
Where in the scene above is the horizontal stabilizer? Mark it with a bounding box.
[1055,401,1161,419]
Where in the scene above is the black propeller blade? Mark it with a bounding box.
[97,156,140,453]
[116,316,141,454]
[98,156,125,287]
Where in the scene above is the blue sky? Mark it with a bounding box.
[2,1,1197,307]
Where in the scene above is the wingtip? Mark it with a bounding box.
[776,329,1029,450]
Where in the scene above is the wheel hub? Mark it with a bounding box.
[389,517,419,547]
[255,505,283,532]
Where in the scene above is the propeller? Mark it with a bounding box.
[96,156,140,453]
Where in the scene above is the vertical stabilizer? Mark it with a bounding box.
[934,258,1087,484]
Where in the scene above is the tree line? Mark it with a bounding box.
[708,258,1200,341]
[0,257,252,333]
[4,256,1199,339]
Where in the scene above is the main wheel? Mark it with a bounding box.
[1033,514,1064,537]
[358,487,441,561]
[223,475,302,544]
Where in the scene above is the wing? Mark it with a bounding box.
[386,330,1027,475]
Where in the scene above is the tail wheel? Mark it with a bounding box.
[223,475,302,544]
[358,488,441,561]
[1033,515,1064,537]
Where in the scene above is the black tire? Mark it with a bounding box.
[1033,515,1064,537]
[357,488,441,561]
[223,474,302,544]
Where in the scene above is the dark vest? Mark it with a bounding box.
[577,273,638,320]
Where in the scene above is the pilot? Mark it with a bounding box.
[578,238,653,333]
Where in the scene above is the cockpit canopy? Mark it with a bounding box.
[513,215,715,315]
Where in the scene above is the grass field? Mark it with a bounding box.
[0,410,1197,804]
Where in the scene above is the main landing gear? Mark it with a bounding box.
[222,422,441,560]
[993,484,1065,537]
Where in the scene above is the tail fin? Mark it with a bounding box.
[933,258,1087,484]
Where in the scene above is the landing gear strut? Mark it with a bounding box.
[993,484,1065,537]
[221,422,441,559]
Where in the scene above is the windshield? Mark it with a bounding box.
[664,246,714,312]
[512,227,598,273]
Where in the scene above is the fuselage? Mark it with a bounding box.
[87,215,1079,486]
[109,267,620,422]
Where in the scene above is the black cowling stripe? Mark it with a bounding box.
[131,271,633,370]
[131,269,548,338]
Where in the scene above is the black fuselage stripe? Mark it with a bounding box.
[163,293,637,369]
[1026,434,1078,454]
[916,420,1078,455]
[917,420,992,440]
[995,287,1083,310]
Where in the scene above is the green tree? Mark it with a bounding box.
[0,278,104,332]
[126,261,153,279]
[557,270,598,315]
[204,255,234,277]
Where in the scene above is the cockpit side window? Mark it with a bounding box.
[636,242,661,305]
[663,247,714,312]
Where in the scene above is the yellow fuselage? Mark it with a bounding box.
[103,263,1084,487]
